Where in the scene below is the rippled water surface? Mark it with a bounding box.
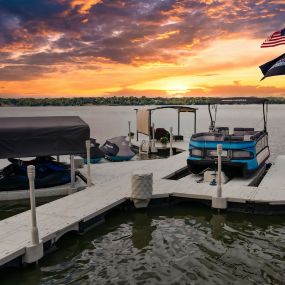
[1,105,285,284]
[1,205,285,285]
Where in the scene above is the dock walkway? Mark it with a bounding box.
[1,148,285,267]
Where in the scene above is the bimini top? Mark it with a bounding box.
[144,105,197,112]
[135,105,197,136]
[209,97,268,105]
[207,97,269,132]
[0,116,90,159]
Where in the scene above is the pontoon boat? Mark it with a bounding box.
[187,98,270,177]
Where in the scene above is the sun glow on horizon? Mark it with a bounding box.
[1,0,285,98]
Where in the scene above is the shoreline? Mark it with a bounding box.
[1,96,285,107]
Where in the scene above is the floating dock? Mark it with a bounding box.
[1,141,285,268]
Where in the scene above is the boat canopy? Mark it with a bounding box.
[208,97,268,105]
[207,97,268,132]
[135,105,197,138]
[0,116,90,159]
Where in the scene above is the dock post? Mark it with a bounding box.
[28,166,39,245]
[151,123,157,153]
[69,155,76,194]
[169,127,173,156]
[212,144,227,209]
[128,121,132,147]
[23,165,43,264]
[86,140,92,187]
[217,144,222,198]
[131,172,153,208]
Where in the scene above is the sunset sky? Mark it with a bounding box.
[0,0,285,98]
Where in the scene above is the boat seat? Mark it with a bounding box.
[233,128,255,136]
[155,128,170,141]
[213,133,224,141]
[243,135,252,141]
[250,131,264,141]
[224,135,244,141]
[231,135,244,141]
[216,127,229,136]
[192,133,218,141]
[174,135,184,141]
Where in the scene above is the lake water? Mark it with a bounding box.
[0,105,285,284]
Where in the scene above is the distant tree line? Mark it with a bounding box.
[0,96,285,107]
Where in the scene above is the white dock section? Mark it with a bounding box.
[1,148,285,266]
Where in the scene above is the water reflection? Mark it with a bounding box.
[210,214,226,240]
[131,212,156,250]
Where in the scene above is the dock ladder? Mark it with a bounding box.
[139,140,150,155]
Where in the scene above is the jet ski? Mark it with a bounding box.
[0,156,71,191]
[100,136,136,162]
[81,138,105,164]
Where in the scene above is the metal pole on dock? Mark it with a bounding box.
[128,121,132,147]
[86,140,92,187]
[194,110,197,134]
[23,165,43,264]
[170,126,173,156]
[27,165,39,245]
[217,144,222,198]
[151,123,157,153]
[177,110,180,136]
[211,144,227,209]
[70,155,76,193]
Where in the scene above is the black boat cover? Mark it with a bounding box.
[81,138,105,159]
[0,116,90,159]
[100,136,135,157]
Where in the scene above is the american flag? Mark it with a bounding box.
[261,28,285,48]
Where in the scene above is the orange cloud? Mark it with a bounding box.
[156,30,180,40]
[184,84,285,97]
[70,0,102,14]
[105,88,169,97]
[1,0,285,98]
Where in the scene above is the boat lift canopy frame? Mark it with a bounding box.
[135,105,197,141]
[208,97,269,132]
[0,116,90,159]
[0,116,91,191]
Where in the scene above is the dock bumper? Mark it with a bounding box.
[23,240,44,264]
[131,172,153,208]
[212,197,227,209]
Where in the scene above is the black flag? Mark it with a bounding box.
[259,53,285,80]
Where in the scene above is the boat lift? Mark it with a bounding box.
[0,116,91,198]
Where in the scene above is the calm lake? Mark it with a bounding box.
[0,105,285,284]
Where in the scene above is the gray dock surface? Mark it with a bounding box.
[1,145,285,267]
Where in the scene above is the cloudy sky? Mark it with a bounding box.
[0,0,285,97]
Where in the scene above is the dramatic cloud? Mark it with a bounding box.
[0,0,285,96]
